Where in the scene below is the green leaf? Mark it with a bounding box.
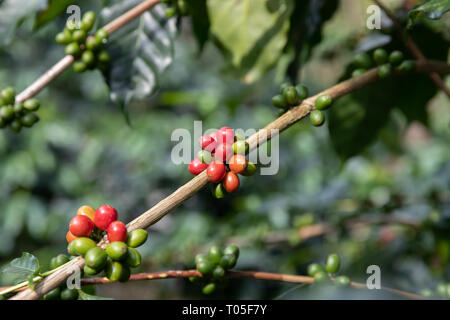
[77,290,115,300]
[34,0,76,30]
[100,1,177,112]
[207,0,293,83]
[408,0,450,26]
[187,0,210,51]
[0,252,40,284]
[0,0,48,46]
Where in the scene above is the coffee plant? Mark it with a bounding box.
[0,0,449,302]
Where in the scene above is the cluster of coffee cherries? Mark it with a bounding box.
[189,127,257,198]
[66,205,148,282]
[421,282,450,299]
[307,253,351,287]
[161,0,189,17]
[0,87,40,132]
[271,82,309,111]
[55,11,110,73]
[42,254,80,300]
[190,244,240,295]
[352,48,414,78]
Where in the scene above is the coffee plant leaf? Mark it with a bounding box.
[207,0,293,83]
[78,290,115,300]
[0,0,47,46]
[34,0,76,30]
[0,252,40,284]
[100,0,177,113]
[187,0,210,51]
[408,0,450,27]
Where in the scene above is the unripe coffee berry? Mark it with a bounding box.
[229,154,248,174]
[70,237,96,256]
[280,82,292,94]
[219,254,237,269]
[73,61,87,73]
[397,60,414,73]
[69,215,95,237]
[222,171,240,193]
[65,42,81,56]
[208,245,222,264]
[378,63,392,78]
[94,204,118,230]
[77,205,96,221]
[81,50,96,66]
[202,283,216,295]
[389,50,404,66]
[307,263,324,277]
[241,161,257,176]
[314,94,333,110]
[126,229,148,248]
[206,161,227,183]
[197,150,213,164]
[106,241,128,261]
[353,52,372,69]
[352,68,366,77]
[21,113,39,128]
[72,29,87,43]
[310,110,325,127]
[199,135,216,152]
[107,221,128,243]
[0,106,14,121]
[224,244,240,259]
[1,87,15,105]
[125,247,142,268]
[84,265,100,276]
[86,37,101,51]
[313,271,329,284]
[189,158,208,175]
[232,140,249,155]
[272,94,288,109]
[85,247,107,269]
[283,86,299,105]
[212,266,226,279]
[60,288,78,300]
[373,48,388,65]
[325,253,340,274]
[95,28,109,43]
[295,84,309,101]
[334,275,350,287]
[23,98,40,111]
[97,50,111,64]
[43,287,61,300]
[195,254,208,264]
[106,260,130,282]
[211,183,226,199]
[197,260,214,274]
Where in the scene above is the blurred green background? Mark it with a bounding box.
[0,0,449,299]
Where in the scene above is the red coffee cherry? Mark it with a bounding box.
[199,135,216,152]
[107,221,128,243]
[222,172,240,193]
[94,205,118,231]
[66,231,77,243]
[229,154,248,174]
[206,161,227,183]
[216,127,235,145]
[69,215,95,237]
[215,143,233,162]
[189,158,208,175]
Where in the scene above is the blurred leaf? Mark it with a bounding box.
[0,253,40,284]
[187,0,210,51]
[0,0,47,46]
[408,0,450,27]
[100,1,176,113]
[207,0,293,82]
[78,290,114,300]
[285,0,339,81]
[34,0,76,30]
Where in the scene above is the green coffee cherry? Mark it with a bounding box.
[72,30,87,43]
[212,183,226,199]
[310,110,325,127]
[164,7,177,18]
[43,287,61,300]
[97,50,111,63]
[81,50,96,67]
[81,11,96,31]
[86,37,102,51]
[106,241,128,261]
[272,94,288,109]
[13,103,24,114]
[219,254,237,269]
[325,253,340,274]
[65,42,81,56]
[389,50,404,66]
[373,48,388,65]
[127,229,148,248]
[23,98,40,111]
[70,237,97,256]
[197,260,215,274]
[314,94,333,110]
[106,260,130,282]
[378,63,392,78]
[85,247,108,269]
[1,87,15,105]
[50,254,70,269]
[125,247,142,268]
[73,61,87,73]
[21,113,39,128]
[202,282,216,295]
[313,271,329,284]
[67,241,77,256]
[353,52,372,69]
[241,161,256,176]
[198,150,213,164]
[352,68,366,77]
[208,246,222,264]
[55,32,72,45]
[0,106,14,121]
[334,275,350,287]
[60,288,79,300]
[295,84,309,101]
[9,119,22,132]
[84,265,101,276]
[280,82,292,94]
[397,60,414,73]
[95,28,109,43]
[307,263,324,277]
[283,86,299,105]
[232,140,249,155]
[195,254,208,264]
[212,266,226,279]
[223,244,239,259]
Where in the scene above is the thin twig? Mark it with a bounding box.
[15,0,161,103]
[9,59,450,300]
[373,0,450,98]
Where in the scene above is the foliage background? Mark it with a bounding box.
[0,0,449,299]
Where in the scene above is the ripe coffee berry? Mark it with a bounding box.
[229,154,248,174]
[222,172,240,193]
[107,221,128,243]
[69,215,94,237]
[94,205,118,230]
[199,135,216,152]
[66,231,77,243]
[189,158,208,175]
[214,143,233,162]
[216,127,234,145]
[206,161,227,183]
